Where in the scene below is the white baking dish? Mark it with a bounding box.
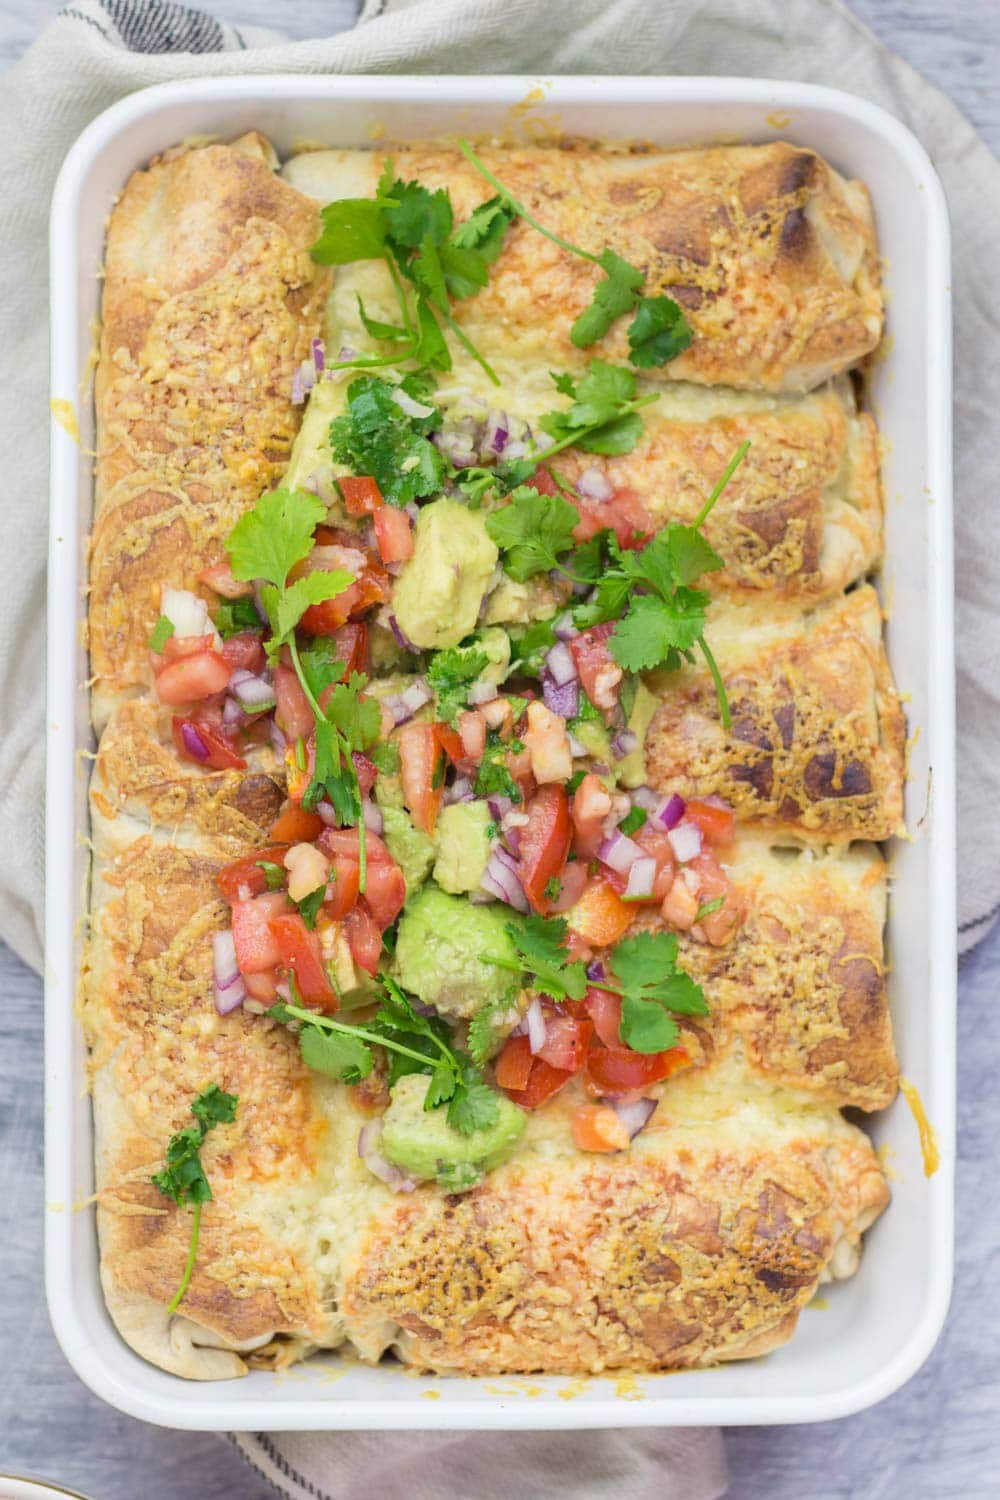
[46,75,955,1430]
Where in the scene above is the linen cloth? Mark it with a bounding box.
[0,0,995,1494]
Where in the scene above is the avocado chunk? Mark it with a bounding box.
[380,1073,525,1188]
[394,885,517,1020]
[391,499,499,651]
[283,380,347,507]
[382,805,435,897]
[433,801,493,895]
[615,681,659,789]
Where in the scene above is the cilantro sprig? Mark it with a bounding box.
[330,373,446,508]
[535,362,659,463]
[225,487,377,886]
[150,1085,238,1315]
[310,161,515,384]
[602,931,708,1053]
[457,140,693,369]
[487,914,588,1002]
[271,976,500,1136]
[427,643,490,726]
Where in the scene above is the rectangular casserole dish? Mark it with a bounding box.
[46,74,955,1430]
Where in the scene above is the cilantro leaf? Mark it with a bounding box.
[150,1084,238,1315]
[536,361,655,462]
[299,1023,373,1083]
[609,930,708,1055]
[384,178,453,249]
[256,860,286,891]
[467,1001,508,1065]
[485,487,579,582]
[609,589,708,672]
[447,1066,501,1136]
[296,638,346,701]
[424,1062,459,1108]
[571,248,644,348]
[267,570,353,657]
[577,410,645,456]
[214,596,262,638]
[294,884,326,931]
[474,730,522,803]
[501,914,588,1002]
[628,295,693,368]
[451,195,516,262]
[507,617,557,675]
[311,198,389,265]
[226,488,327,588]
[356,293,409,343]
[427,645,490,726]
[324,672,381,752]
[664,524,725,587]
[149,615,174,653]
[330,375,446,507]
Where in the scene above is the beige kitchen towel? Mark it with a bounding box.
[2,0,994,975]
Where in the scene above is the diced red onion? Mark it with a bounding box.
[480,847,529,912]
[576,465,614,502]
[541,671,579,720]
[229,668,276,713]
[586,959,607,983]
[444,775,474,805]
[311,337,325,373]
[553,611,580,642]
[504,439,529,461]
[597,829,644,875]
[545,641,578,687]
[631,785,661,813]
[213,930,245,1015]
[668,821,703,863]
[549,859,588,912]
[433,426,478,468]
[291,358,316,405]
[274,979,291,1003]
[385,677,433,725]
[179,722,211,762]
[317,801,338,826]
[483,410,509,455]
[656,793,687,831]
[362,800,384,835]
[487,795,514,821]
[387,613,420,654]
[392,387,436,420]
[610,1097,658,1140]
[161,585,212,641]
[222,696,247,728]
[337,345,358,364]
[403,503,420,525]
[624,856,657,901]
[568,733,587,758]
[269,720,287,758]
[357,1122,418,1193]
[611,728,638,759]
[525,998,547,1055]
[504,826,522,857]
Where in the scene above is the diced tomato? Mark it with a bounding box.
[525,468,561,498]
[343,904,383,976]
[296,543,390,635]
[398,721,444,836]
[198,560,253,599]
[583,987,623,1049]
[219,633,265,675]
[569,624,622,718]
[688,850,743,946]
[434,722,466,767]
[317,827,389,862]
[269,804,324,844]
[160,632,216,664]
[547,858,589,913]
[519,786,571,914]
[269,912,337,1009]
[373,505,414,565]
[572,483,651,551]
[324,857,361,920]
[362,860,406,931]
[274,661,314,742]
[338,475,384,516]
[458,709,487,764]
[172,716,247,771]
[567,878,635,947]
[243,970,278,1003]
[536,1007,593,1073]
[352,752,378,798]
[661,874,700,930]
[217,845,290,902]
[571,772,614,859]
[572,1103,630,1153]
[684,798,736,849]
[505,1056,575,1111]
[495,1034,533,1092]
[585,1044,690,1097]
[328,622,369,681]
[232,892,291,973]
[156,649,230,705]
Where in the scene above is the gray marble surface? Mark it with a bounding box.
[2,1,999,1496]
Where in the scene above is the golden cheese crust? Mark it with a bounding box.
[283,141,882,393]
[90,132,328,728]
[645,585,906,841]
[85,134,896,1381]
[338,1069,888,1375]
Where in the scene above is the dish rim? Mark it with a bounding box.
[45,72,955,1430]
